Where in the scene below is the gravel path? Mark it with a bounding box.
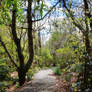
[17,69,57,92]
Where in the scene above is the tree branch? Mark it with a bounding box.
[0,37,18,68]
[32,1,59,22]
[62,0,85,33]
[11,4,25,68]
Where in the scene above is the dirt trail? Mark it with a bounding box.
[16,69,57,92]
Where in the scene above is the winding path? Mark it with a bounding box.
[17,69,57,92]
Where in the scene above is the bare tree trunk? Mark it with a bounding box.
[38,30,41,55]
[25,0,34,73]
[84,33,91,55]
[83,0,92,89]
[18,68,26,86]
[11,4,25,86]
[83,32,90,89]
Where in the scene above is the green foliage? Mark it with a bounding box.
[26,69,34,81]
[65,73,72,82]
[49,31,62,45]
[52,67,61,75]
[15,82,19,88]
[0,58,11,91]
[38,48,53,67]
[0,58,10,81]
[26,66,40,81]
[70,63,84,73]
[0,0,91,91]
[34,1,47,18]
[40,2,44,18]
[55,46,76,68]
[0,81,9,92]
[0,0,24,25]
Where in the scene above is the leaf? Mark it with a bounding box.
[40,2,45,18]
[40,3,43,17]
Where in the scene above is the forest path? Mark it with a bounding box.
[17,69,57,92]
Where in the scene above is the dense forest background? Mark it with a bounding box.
[0,0,92,92]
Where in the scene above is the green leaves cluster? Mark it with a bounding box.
[0,58,10,81]
[0,0,23,25]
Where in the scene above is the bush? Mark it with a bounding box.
[0,58,11,91]
[52,67,61,75]
[26,69,34,81]
[37,48,53,67]
[70,63,84,73]
[0,81,9,92]
[0,58,10,81]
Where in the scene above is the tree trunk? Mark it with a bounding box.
[11,3,25,86]
[18,68,26,86]
[83,32,91,89]
[38,30,41,55]
[85,33,91,55]
[25,0,34,73]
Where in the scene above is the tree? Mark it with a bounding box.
[0,0,34,86]
[61,0,92,90]
[47,18,82,67]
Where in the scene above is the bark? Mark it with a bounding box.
[11,4,25,86]
[38,30,41,55]
[11,0,34,86]
[25,0,34,73]
[83,0,92,31]
[83,0,91,55]
[11,5,24,69]
[18,68,26,86]
[84,33,91,55]
[82,0,92,89]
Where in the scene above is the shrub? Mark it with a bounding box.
[0,81,9,92]
[0,58,11,91]
[70,63,84,73]
[52,67,61,75]
[0,58,10,81]
[38,48,53,67]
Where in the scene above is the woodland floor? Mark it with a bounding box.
[14,69,57,92]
